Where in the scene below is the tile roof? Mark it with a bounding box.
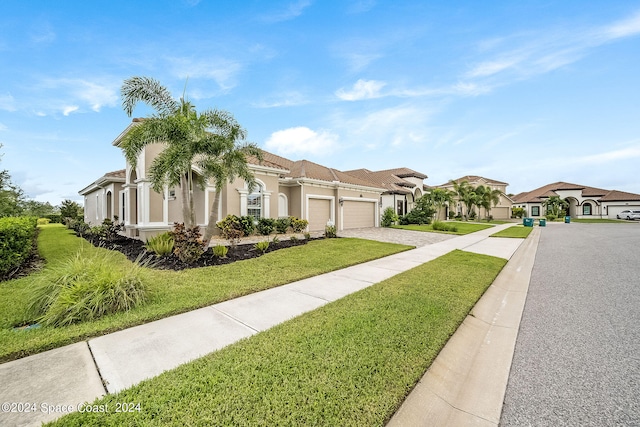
[443,175,509,186]
[343,168,428,194]
[104,169,126,179]
[512,181,640,203]
[248,150,385,189]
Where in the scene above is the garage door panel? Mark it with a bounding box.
[308,198,332,231]
[343,201,375,229]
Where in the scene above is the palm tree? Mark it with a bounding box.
[428,188,455,220]
[119,76,262,245]
[475,185,502,220]
[451,180,474,220]
[542,196,569,218]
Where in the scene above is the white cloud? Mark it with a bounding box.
[166,57,242,93]
[0,94,17,112]
[261,0,313,23]
[336,79,386,101]
[461,10,640,90]
[600,11,640,40]
[575,145,640,165]
[62,106,79,116]
[252,91,308,108]
[0,123,7,131]
[264,126,338,156]
[31,78,119,114]
[347,0,376,14]
[30,22,56,44]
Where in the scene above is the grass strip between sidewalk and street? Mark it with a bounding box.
[490,225,533,238]
[392,221,493,235]
[0,225,411,362]
[50,250,507,427]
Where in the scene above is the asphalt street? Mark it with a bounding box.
[500,222,640,426]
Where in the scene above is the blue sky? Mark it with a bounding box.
[1,1,639,205]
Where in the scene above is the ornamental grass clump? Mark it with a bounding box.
[145,232,175,256]
[26,251,148,327]
[254,240,269,255]
[212,244,229,258]
[432,220,458,233]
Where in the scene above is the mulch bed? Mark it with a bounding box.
[85,235,323,271]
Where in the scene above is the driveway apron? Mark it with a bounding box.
[500,223,640,426]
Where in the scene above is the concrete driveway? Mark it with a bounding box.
[338,227,456,247]
[500,222,640,426]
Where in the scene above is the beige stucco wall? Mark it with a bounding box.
[149,190,164,223]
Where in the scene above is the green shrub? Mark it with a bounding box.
[511,207,525,219]
[170,223,206,264]
[290,236,299,243]
[37,218,51,225]
[212,244,228,258]
[254,240,270,254]
[303,232,311,240]
[432,220,458,232]
[256,218,276,236]
[0,216,38,278]
[217,215,245,245]
[381,207,398,227]
[403,209,432,225]
[289,217,309,233]
[26,251,148,327]
[145,232,175,256]
[239,216,256,236]
[274,217,291,234]
[44,214,63,224]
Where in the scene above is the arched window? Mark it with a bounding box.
[583,202,592,215]
[247,183,263,220]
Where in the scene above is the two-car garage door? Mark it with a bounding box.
[308,197,376,231]
[343,200,376,229]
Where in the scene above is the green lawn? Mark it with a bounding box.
[51,250,507,427]
[490,225,533,238]
[392,221,493,235]
[0,225,411,362]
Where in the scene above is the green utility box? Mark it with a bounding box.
[564,216,571,223]
[523,218,534,227]
[539,219,546,227]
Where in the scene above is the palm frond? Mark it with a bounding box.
[121,76,179,117]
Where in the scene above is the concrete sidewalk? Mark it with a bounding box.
[0,223,529,426]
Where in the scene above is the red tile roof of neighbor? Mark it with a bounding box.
[512,181,640,203]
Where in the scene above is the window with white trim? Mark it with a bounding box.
[247,184,263,220]
[583,203,592,215]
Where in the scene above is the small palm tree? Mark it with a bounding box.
[451,180,473,220]
[428,188,455,220]
[475,185,502,220]
[119,76,262,245]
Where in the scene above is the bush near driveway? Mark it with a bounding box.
[51,250,507,426]
[0,225,411,362]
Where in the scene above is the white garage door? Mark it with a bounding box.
[343,201,376,229]
[308,198,332,231]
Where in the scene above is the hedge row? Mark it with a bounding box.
[0,216,38,278]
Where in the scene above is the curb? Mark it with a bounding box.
[387,227,541,426]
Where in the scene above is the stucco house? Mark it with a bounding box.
[512,182,640,219]
[79,121,392,240]
[435,175,513,220]
[343,168,428,217]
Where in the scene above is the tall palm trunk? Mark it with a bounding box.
[203,186,222,246]
[180,174,194,228]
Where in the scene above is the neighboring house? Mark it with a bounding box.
[512,182,640,219]
[80,121,387,240]
[343,168,428,217]
[436,175,513,220]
